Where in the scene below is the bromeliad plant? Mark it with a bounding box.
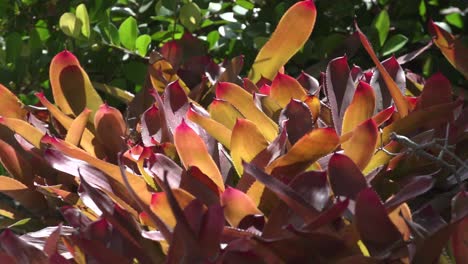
[0,0,467,263]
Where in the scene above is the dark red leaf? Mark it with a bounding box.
[43,224,62,257]
[289,170,330,211]
[146,153,183,188]
[384,175,434,212]
[355,188,402,256]
[180,166,220,206]
[198,205,224,259]
[279,99,314,145]
[325,55,355,135]
[60,206,92,228]
[141,104,161,146]
[328,153,368,200]
[0,229,48,264]
[301,198,349,231]
[369,56,405,112]
[416,72,452,110]
[297,71,320,95]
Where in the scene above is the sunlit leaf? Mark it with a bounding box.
[221,187,262,227]
[0,176,47,214]
[270,72,307,108]
[342,119,378,170]
[65,108,91,146]
[0,84,26,119]
[76,4,90,38]
[119,17,138,50]
[342,81,376,135]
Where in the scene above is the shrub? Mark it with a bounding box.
[0,0,467,263]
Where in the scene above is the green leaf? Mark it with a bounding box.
[35,20,50,42]
[381,34,408,56]
[5,32,22,64]
[135,34,151,56]
[180,2,202,32]
[76,4,91,38]
[372,10,390,47]
[59,12,82,38]
[119,16,139,50]
[236,0,254,10]
[445,13,464,29]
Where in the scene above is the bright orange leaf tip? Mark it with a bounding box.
[49,50,103,118]
[221,187,262,227]
[248,0,317,82]
[270,72,307,108]
[342,119,378,171]
[215,82,278,142]
[174,119,225,192]
[428,20,468,79]
[354,22,409,117]
[342,81,375,135]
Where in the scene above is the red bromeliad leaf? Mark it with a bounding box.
[208,99,244,130]
[231,118,268,176]
[65,108,91,146]
[243,161,318,223]
[174,120,224,192]
[342,119,378,170]
[149,189,197,228]
[355,188,402,256]
[219,55,245,83]
[342,81,376,135]
[372,105,395,127]
[49,50,103,117]
[148,58,189,93]
[369,56,406,112]
[384,175,434,212]
[270,72,307,108]
[221,187,262,227]
[267,128,339,176]
[0,84,26,119]
[452,217,468,264]
[187,104,232,149]
[0,176,48,214]
[328,153,368,200]
[94,104,126,162]
[355,23,409,117]
[145,152,183,189]
[160,40,183,70]
[297,71,320,95]
[243,78,259,93]
[428,20,468,79]
[301,198,349,231]
[141,104,161,146]
[416,72,452,110]
[197,205,224,259]
[180,166,220,206]
[325,55,356,135]
[216,82,278,141]
[381,100,461,144]
[0,116,44,148]
[0,229,49,263]
[258,84,271,95]
[279,99,314,145]
[249,0,317,82]
[0,139,34,187]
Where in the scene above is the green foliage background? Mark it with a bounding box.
[0,0,466,105]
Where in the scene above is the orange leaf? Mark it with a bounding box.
[208,99,244,130]
[149,189,198,228]
[388,203,412,241]
[266,128,339,174]
[0,176,47,213]
[221,187,262,227]
[94,104,127,161]
[363,141,401,175]
[187,104,232,149]
[49,50,103,118]
[303,95,320,122]
[428,21,468,79]
[0,139,34,187]
[216,82,278,142]
[0,117,44,148]
[372,105,395,127]
[342,119,378,171]
[148,59,189,93]
[0,84,26,119]
[248,0,317,82]
[174,120,224,192]
[342,81,375,135]
[36,91,101,158]
[270,72,307,108]
[355,23,409,117]
[231,119,269,176]
[65,108,92,146]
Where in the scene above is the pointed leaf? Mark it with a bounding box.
[221,187,262,227]
[417,72,452,109]
[328,153,368,200]
[65,108,91,146]
[342,81,376,135]
[385,175,434,212]
[0,176,47,213]
[297,71,319,95]
[231,118,268,176]
[0,84,26,119]
[149,189,197,228]
[355,188,402,255]
[355,23,409,117]
[174,120,224,192]
[270,72,307,108]
[267,128,339,175]
[140,104,161,146]
[428,20,468,79]
[248,0,317,82]
[342,119,378,170]
[49,50,103,117]
[209,99,244,130]
[216,82,278,141]
[279,99,314,145]
[0,117,44,148]
[0,229,48,263]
